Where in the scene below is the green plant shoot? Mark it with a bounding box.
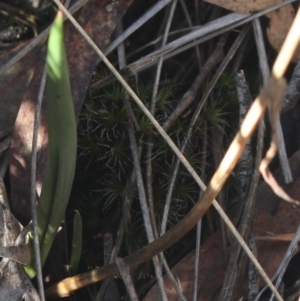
[25,9,77,277]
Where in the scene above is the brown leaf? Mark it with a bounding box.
[0,42,38,139]
[203,0,282,15]
[266,4,300,63]
[9,56,47,225]
[65,0,134,117]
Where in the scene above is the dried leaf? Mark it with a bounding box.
[0,42,38,136]
[203,0,282,15]
[0,43,38,222]
[10,57,47,225]
[266,4,300,63]
[0,176,39,300]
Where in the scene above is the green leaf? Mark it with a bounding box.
[25,10,77,277]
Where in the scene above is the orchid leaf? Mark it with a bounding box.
[25,9,77,277]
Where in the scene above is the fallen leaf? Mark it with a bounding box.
[0,42,38,140]
[266,4,300,63]
[203,0,282,15]
[9,56,47,225]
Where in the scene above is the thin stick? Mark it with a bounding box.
[221,70,260,301]
[127,126,168,301]
[95,173,137,301]
[143,3,183,298]
[146,0,178,238]
[90,0,298,91]
[116,19,168,301]
[254,226,300,301]
[127,128,154,239]
[159,253,187,301]
[178,0,202,70]
[30,66,47,301]
[162,34,226,131]
[258,78,299,205]
[192,218,202,301]
[269,226,300,301]
[104,0,175,56]
[116,258,139,301]
[160,26,248,235]
[151,0,177,113]
[253,18,292,183]
[125,0,297,75]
